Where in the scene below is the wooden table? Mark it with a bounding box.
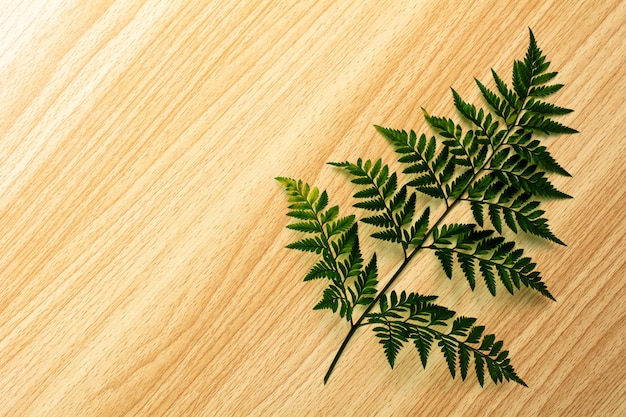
[1,1,624,415]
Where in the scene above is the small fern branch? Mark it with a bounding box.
[426,225,554,299]
[374,127,460,207]
[278,29,576,387]
[276,177,375,324]
[363,291,527,386]
[329,159,418,257]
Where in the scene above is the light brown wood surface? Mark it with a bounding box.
[0,1,624,416]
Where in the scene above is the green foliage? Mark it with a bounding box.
[365,292,526,386]
[329,159,430,255]
[429,224,554,299]
[277,29,575,388]
[276,177,378,322]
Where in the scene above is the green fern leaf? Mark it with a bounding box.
[451,316,477,337]
[435,249,454,279]
[459,343,471,380]
[510,142,571,176]
[286,209,317,221]
[489,154,572,199]
[465,325,485,344]
[382,172,398,198]
[447,170,474,199]
[475,77,513,122]
[521,113,578,135]
[492,68,521,111]
[353,186,380,199]
[470,200,484,226]
[396,192,416,226]
[371,228,401,243]
[430,229,554,298]
[278,29,573,387]
[474,354,486,386]
[515,210,565,245]
[408,207,430,245]
[304,259,339,281]
[286,221,321,234]
[353,198,386,211]
[378,126,450,201]
[353,254,379,305]
[452,88,480,126]
[458,253,476,289]
[512,60,530,100]
[319,205,339,224]
[389,185,407,211]
[529,83,564,97]
[488,204,503,233]
[526,98,573,115]
[332,159,414,247]
[314,285,351,320]
[286,237,326,254]
[361,213,394,228]
[413,327,434,368]
[479,260,497,295]
[325,215,356,237]
[438,337,458,378]
[377,323,407,368]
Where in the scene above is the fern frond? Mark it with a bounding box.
[492,68,522,113]
[451,89,507,149]
[325,215,357,237]
[304,259,339,281]
[313,285,345,313]
[520,113,579,135]
[435,249,454,278]
[526,98,573,116]
[331,223,358,256]
[432,223,476,245]
[278,29,574,388]
[286,236,327,254]
[469,197,564,245]
[373,321,410,368]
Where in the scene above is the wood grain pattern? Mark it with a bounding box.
[0,1,624,415]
